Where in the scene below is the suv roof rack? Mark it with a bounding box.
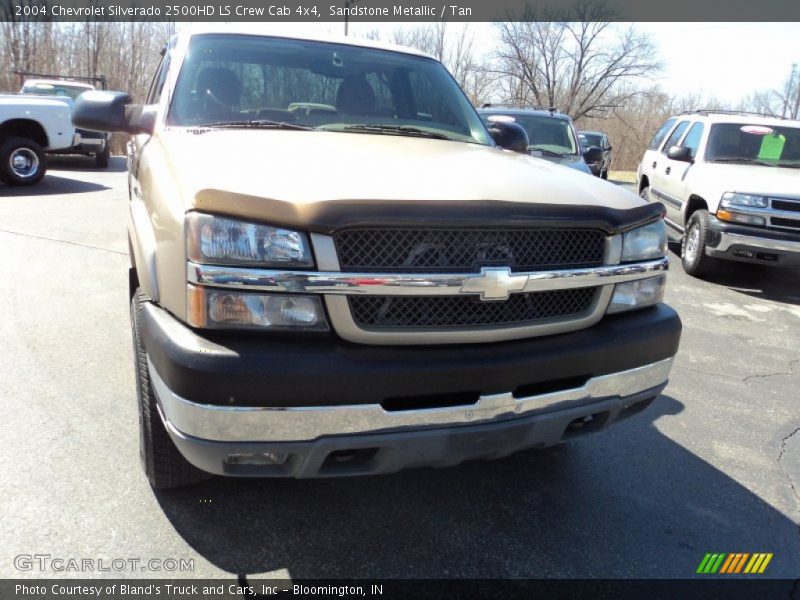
[481,103,559,114]
[13,71,108,90]
[680,109,787,120]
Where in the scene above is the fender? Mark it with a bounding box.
[128,194,159,302]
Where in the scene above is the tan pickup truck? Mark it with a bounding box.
[74,26,681,489]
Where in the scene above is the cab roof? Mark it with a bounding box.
[182,24,435,60]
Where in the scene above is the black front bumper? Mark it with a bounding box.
[706,216,800,268]
[142,303,680,478]
[142,302,682,409]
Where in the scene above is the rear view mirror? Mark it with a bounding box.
[667,145,693,163]
[73,91,153,135]
[488,121,529,154]
[583,147,603,163]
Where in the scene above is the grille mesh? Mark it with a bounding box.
[333,228,606,273]
[348,288,597,329]
[772,199,800,214]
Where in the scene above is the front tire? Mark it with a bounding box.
[131,289,211,489]
[681,210,717,278]
[95,144,110,168]
[0,137,46,186]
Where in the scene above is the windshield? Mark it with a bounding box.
[482,113,579,156]
[579,133,602,148]
[22,83,90,100]
[706,122,800,168]
[168,34,492,145]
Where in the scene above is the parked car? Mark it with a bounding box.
[20,77,112,168]
[478,106,601,174]
[638,110,800,276]
[74,26,681,489]
[0,93,74,185]
[578,130,613,179]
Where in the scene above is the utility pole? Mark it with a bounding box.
[344,0,359,36]
[782,64,796,118]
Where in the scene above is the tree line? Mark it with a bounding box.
[2,1,798,169]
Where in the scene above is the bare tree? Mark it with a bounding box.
[493,0,661,118]
[388,24,496,105]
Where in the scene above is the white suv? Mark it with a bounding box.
[637,110,800,276]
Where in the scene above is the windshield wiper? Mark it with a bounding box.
[196,119,315,131]
[711,157,773,166]
[338,124,454,140]
[529,147,572,158]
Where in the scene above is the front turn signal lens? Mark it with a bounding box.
[187,285,328,332]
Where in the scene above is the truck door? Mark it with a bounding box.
[650,120,689,228]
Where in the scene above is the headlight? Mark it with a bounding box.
[721,192,768,208]
[621,220,667,262]
[607,275,666,314]
[187,212,313,268]
[187,285,328,331]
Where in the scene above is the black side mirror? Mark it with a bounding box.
[667,145,693,163]
[73,91,154,135]
[606,145,613,151]
[488,121,529,153]
[583,146,603,163]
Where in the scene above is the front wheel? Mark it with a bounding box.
[681,210,717,278]
[0,137,46,186]
[95,144,110,168]
[131,289,211,489]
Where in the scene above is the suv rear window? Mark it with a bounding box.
[649,118,677,151]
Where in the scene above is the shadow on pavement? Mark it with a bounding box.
[0,173,110,195]
[668,243,800,306]
[46,155,127,173]
[153,394,799,579]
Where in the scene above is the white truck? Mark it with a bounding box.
[19,77,112,168]
[0,93,75,185]
[638,110,800,276]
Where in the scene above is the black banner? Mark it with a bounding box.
[2,0,800,22]
[1,579,799,600]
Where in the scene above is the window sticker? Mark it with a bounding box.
[758,133,786,160]
[740,125,774,135]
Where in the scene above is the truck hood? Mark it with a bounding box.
[156,128,660,233]
[162,128,639,207]
[698,162,800,197]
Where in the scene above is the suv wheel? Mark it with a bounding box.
[681,210,716,277]
[95,144,110,168]
[0,137,46,186]
[131,289,211,489]
[639,186,650,202]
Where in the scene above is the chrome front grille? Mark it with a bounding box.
[768,197,800,231]
[333,228,606,273]
[348,287,598,329]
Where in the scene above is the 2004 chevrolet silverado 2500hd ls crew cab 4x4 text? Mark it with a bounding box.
[73,27,682,489]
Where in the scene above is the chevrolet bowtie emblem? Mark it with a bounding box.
[460,267,528,301]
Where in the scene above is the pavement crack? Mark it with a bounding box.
[778,426,800,501]
[743,360,800,383]
[0,228,127,256]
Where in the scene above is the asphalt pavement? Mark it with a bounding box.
[1,161,798,582]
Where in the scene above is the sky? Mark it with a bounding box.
[181,21,800,105]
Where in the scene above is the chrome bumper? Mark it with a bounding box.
[150,357,674,443]
[714,231,800,254]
